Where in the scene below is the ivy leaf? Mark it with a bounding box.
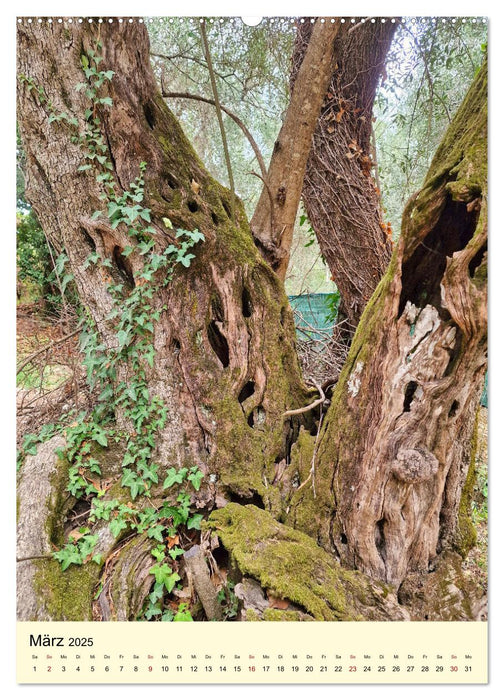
[163,467,188,489]
[92,427,108,447]
[168,546,185,560]
[187,514,203,531]
[117,329,131,349]
[149,563,181,593]
[147,523,165,543]
[109,517,128,538]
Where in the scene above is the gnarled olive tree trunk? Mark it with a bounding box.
[17,20,314,620]
[288,60,487,587]
[292,19,396,328]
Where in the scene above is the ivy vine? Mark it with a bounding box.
[22,39,206,621]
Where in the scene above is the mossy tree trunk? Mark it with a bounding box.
[17,20,314,619]
[288,60,487,586]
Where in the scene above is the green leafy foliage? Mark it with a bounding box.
[52,528,101,571]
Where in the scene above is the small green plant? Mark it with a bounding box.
[324,289,341,324]
[218,581,239,620]
[52,528,102,571]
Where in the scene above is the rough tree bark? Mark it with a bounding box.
[292,19,396,328]
[286,60,487,588]
[16,20,317,620]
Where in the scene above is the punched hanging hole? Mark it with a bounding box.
[241,17,263,26]
[207,321,230,367]
[187,200,199,213]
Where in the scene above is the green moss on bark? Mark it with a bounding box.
[206,503,403,621]
[33,559,100,621]
[454,407,479,558]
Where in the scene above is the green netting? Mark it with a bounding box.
[288,293,334,340]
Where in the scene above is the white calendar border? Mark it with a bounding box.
[4,1,503,697]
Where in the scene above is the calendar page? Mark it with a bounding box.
[15,13,488,685]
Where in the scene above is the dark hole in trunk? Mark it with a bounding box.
[221,198,232,218]
[284,418,301,464]
[144,101,156,130]
[62,499,91,542]
[241,287,253,317]
[211,211,219,225]
[403,381,418,412]
[238,380,255,404]
[165,173,178,190]
[340,533,348,544]
[443,326,462,377]
[81,227,96,251]
[375,518,386,562]
[228,492,265,509]
[171,338,181,354]
[187,200,199,213]
[207,321,229,367]
[247,406,265,429]
[449,400,459,417]
[469,241,487,278]
[398,198,479,318]
[112,246,134,289]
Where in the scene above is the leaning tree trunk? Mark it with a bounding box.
[249,17,339,278]
[292,19,396,329]
[286,60,487,587]
[17,20,316,620]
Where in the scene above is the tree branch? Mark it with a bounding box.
[162,90,268,182]
[17,326,82,375]
[284,382,325,417]
[199,21,236,225]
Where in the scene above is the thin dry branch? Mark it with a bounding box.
[161,91,268,182]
